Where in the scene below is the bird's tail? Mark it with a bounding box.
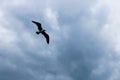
[36,32,40,35]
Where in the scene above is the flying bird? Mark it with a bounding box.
[32,21,49,44]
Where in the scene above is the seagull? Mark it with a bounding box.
[32,21,49,44]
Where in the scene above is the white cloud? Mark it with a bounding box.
[0,27,16,44]
[99,0,120,54]
[91,0,120,80]
[44,8,60,31]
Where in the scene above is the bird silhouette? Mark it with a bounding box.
[32,21,49,44]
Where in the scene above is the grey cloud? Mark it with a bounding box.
[0,0,118,80]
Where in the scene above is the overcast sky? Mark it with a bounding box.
[0,0,120,80]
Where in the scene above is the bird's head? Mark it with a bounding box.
[36,31,39,35]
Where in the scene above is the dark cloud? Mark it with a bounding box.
[0,0,119,80]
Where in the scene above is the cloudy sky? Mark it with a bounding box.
[0,0,120,80]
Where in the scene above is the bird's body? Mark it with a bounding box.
[36,29,45,34]
[32,21,49,44]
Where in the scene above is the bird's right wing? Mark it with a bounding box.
[32,21,42,30]
[42,32,49,44]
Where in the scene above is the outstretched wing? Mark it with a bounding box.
[32,21,42,31]
[42,31,49,44]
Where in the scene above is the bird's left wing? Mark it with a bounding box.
[32,21,42,30]
[42,32,49,44]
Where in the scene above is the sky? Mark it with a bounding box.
[0,0,120,80]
